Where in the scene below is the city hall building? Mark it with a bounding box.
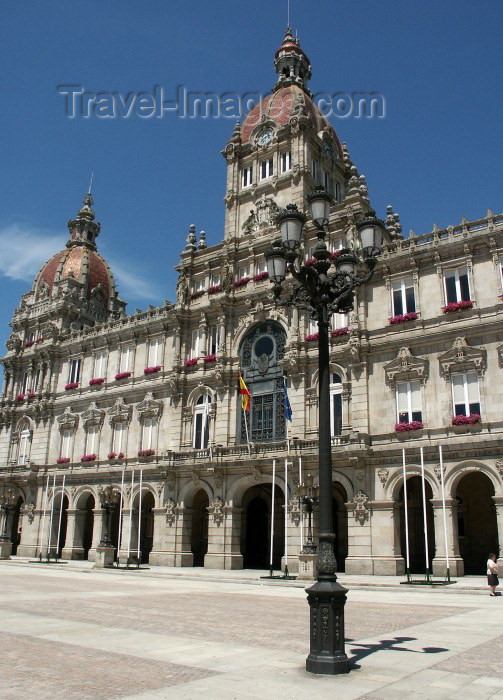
[1,30,502,577]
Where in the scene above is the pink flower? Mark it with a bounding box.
[304,257,317,267]
[24,339,35,348]
[305,332,319,342]
[89,377,105,386]
[331,327,348,338]
[395,421,424,432]
[16,394,25,402]
[138,449,155,457]
[115,372,132,380]
[442,300,473,314]
[233,277,250,288]
[389,312,418,325]
[208,284,222,295]
[253,271,269,282]
[203,354,217,364]
[108,452,117,459]
[329,250,343,260]
[452,414,481,426]
[27,392,37,399]
[81,453,97,462]
[57,457,70,464]
[144,365,161,375]
[185,357,199,367]
[190,290,206,300]
[65,382,79,391]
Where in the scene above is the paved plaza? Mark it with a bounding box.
[1,561,503,699]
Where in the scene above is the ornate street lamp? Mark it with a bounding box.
[265,190,385,675]
[0,487,17,542]
[297,473,319,554]
[99,485,120,547]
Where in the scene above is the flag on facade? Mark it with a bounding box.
[239,375,251,412]
[283,376,292,422]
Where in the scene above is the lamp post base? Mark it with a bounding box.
[93,544,115,568]
[305,578,349,675]
[0,539,12,560]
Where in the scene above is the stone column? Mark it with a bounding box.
[61,509,82,560]
[118,508,139,564]
[344,499,373,575]
[174,507,194,567]
[146,507,168,565]
[367,501,405,575]
[220,506,243,570]
[493,496,503,572]
[431,498,464,577]
[88,508,105,562]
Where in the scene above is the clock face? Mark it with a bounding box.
[322,142,334,160]
[258,129,273,146]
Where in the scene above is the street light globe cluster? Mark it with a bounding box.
[264,191,386,675]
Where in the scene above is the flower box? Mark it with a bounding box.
[81,454,97,462]
[65,382,79,391]
[253,271,269,282]
[16,394,25,402]
[185,357,199,368]
[190,290,206,300]
[451,414,481,426]
[389,312,418,325]
[138,449,155,458]
[27,392,37,399]
[115,372,132,381]
[395,421,424,432]
[24,340,35,348]
[208,284,222,295]
[331,327,348,338]
[233,277,250,288]
[442,300,474,314]
[144,366,161,375]
[57,457,70,464]
[305,333,319,342]
[203,354,217,364]
[108,451,125,460]
[304,257,317,267]
[89,377,105,386]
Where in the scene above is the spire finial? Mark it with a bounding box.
[287,0,290,28]
[88,171,94,195]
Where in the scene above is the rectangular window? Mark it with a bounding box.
[238,265,250,280]
[191,328,203,357]
[331,238,345,252]
[255,260,267,275]
[18,430,30,466]
[281,151,291,173]
[311,160,317,180]
[141,418,156,450]
[331,313,348,331]
[335,181,342,202]
[193,277,205,293]
[93,350,107,378]
[33,369,41,392]
[251,393,275,441]
[444,267,471,304]
[260,159,273,179]
[61,429,73,459]
[193,409,209,449]
[211,272,221,287]
[148,337,163,366]
[392,278,416,316]
[324,171,333,193]
[242,166,253,188]
[452,372,481,417]
[86,426,98,455]
[331,393,342,437]
[120,346,133,373]
[209,325,220,355]
[21,372,30,394]
[112,422,125,454]
[69,358,81,384]
[396,380,422,423]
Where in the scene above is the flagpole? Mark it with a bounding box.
[284,458,289,577]
[55,475,66,560]
[47,473,56,557]
[127,469,135,565]
[116,469,125,566]
[269,459,276,576]
[420,446,430,582]
[439,445,450,581]
[39,474,50,558]
[402,449,410,581]
[299,457,303,551]
[137,469,143,564]
[243,410,251,457]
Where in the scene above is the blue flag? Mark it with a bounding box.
[283,377,292,422]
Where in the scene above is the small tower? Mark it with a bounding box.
[273,26,312,94]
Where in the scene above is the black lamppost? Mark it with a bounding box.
[297,473,319,554]
[265,190,384,675]
[0,487,17,542]
[99,486,120,547]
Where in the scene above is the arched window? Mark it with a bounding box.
[17,419,32,465]
[239,322,287,443]
[193,394,211,449]
[330,373,343,437]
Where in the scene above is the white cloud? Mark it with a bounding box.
[0,223,161,303]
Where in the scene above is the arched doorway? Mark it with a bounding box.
[242,484,284,569]
[333,483,348,572]
[399,476,435,573]
[191,489,209,567]
[139,491,155,564]
[57,495,69,558]
[82,495,95,560]
[11,496,24,555]
[455,472,498,574]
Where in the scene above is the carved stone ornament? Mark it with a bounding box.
[496,459,503,476]
[434,463,446,480]
[355,468,364,482]
[384,347,428,387]
[439,337,486,381]
[352,490,370,524]
[137,392,162,420]
[496,344,503,369]
[155,481,164,497]
[81,401,105,429]
[108,397,132,425]
[208,497,224,526]
[164,498,177,526]
[377,468,389,485]
[57,406,79,431]
[250,466,262,482]
[23,503,35,523]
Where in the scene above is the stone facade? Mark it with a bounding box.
[1,30,503,576]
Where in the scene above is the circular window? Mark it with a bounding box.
[254,336,274,358]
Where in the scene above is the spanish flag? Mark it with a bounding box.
[239,375,251,413]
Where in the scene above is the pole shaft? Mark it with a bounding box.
[270,459,275,570]
[439,445,450,571]
[402,448,410,572]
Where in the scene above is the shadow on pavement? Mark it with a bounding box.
[347,635,449,668]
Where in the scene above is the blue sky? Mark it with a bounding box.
[0,0,501,361]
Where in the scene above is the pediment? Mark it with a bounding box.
[384,347,428,387]
[438,337,486,380]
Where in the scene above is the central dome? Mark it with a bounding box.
[35,246,113,302]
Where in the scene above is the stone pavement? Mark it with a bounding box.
[1,559,503,699]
